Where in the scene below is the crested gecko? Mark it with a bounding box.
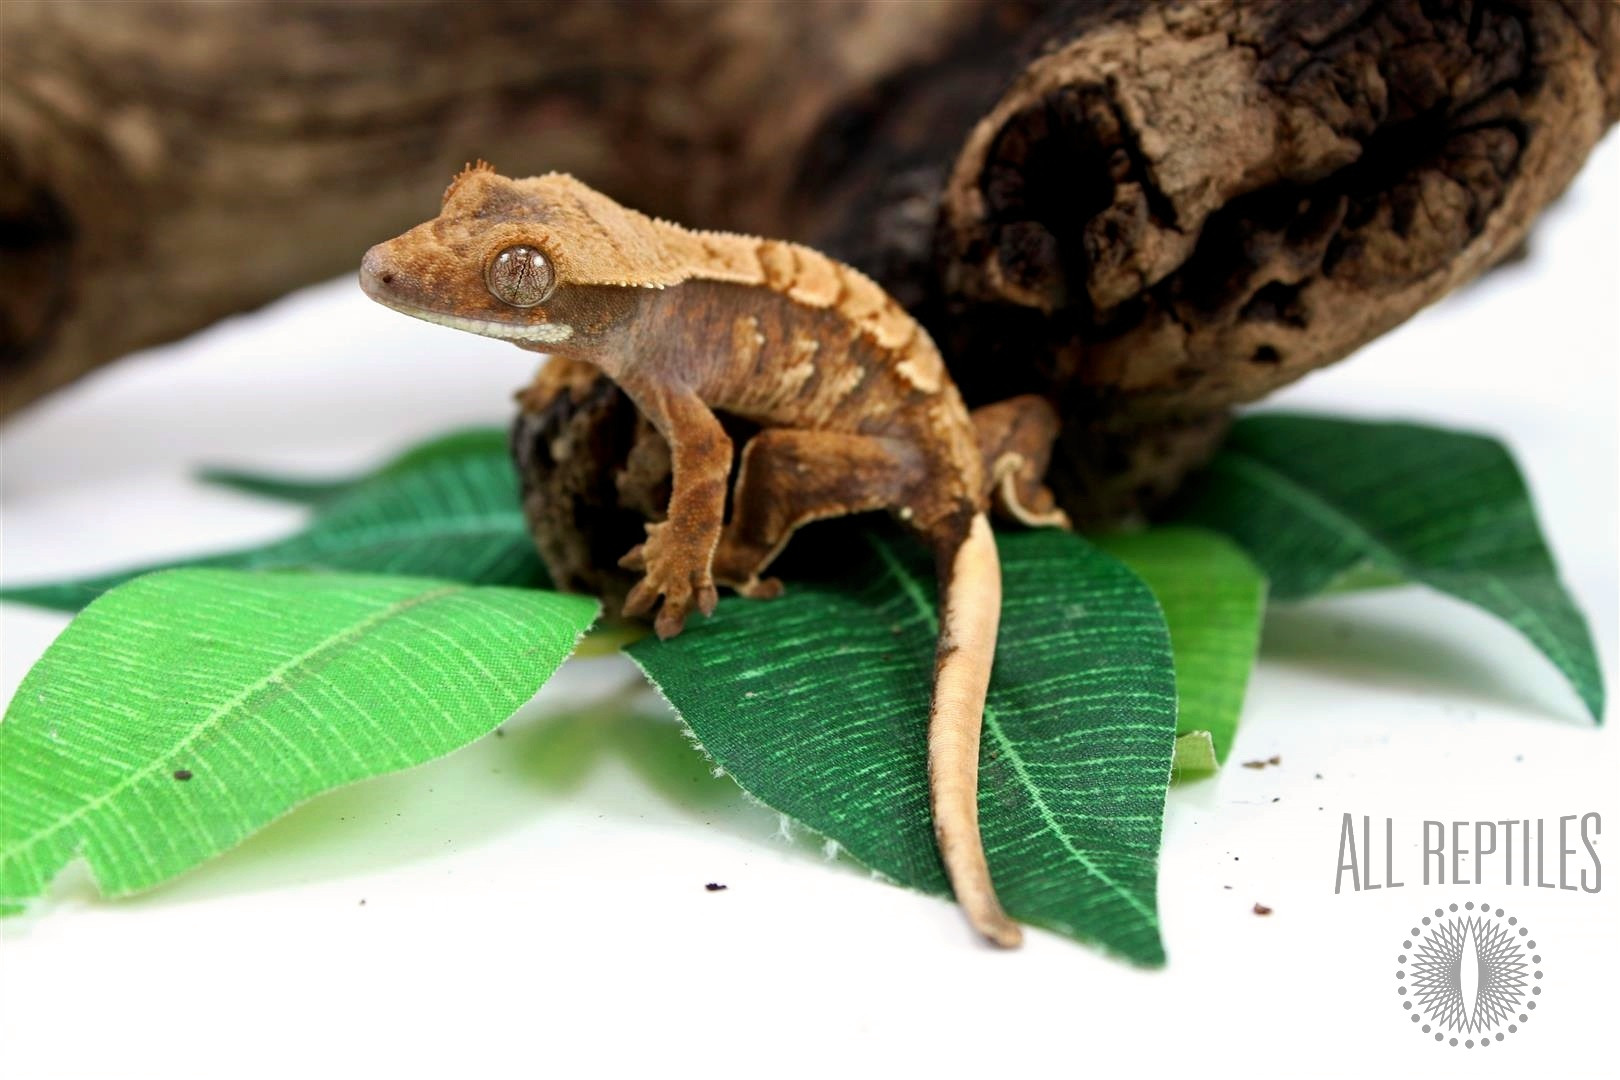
[360,162,1069,948]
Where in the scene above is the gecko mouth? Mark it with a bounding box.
[359,258,573,346]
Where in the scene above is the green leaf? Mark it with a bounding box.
[1171,732,1219,779]
[1178,414,1604,721]
[0,569,598,914]
[197,427,510,505]
[2,428,544,612]
[629,528,1177,963]
[1096,527,1266,764]
[193,468,352,506]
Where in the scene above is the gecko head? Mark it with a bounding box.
[360,162,681,354]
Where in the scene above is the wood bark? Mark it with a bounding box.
[923,0,1620,522]
[0,0,980,412]
[4,1,1615,605]
[513,0,1618,602]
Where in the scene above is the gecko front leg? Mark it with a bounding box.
[615,378,732,638]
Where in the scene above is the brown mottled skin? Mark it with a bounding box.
[361,163,1068,948]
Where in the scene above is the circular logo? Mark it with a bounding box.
[1396,902,1543,1048]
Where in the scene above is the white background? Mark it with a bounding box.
[2,134,1615,1079]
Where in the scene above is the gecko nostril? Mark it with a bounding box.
[379,271,395,285]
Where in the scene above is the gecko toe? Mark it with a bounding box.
[654,605,688,639]
[618,544,648,571]
[736,576,783,600]
[622,580,657,618]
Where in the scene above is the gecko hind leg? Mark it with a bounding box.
[971,395,1070,529]
[714,429,927,598]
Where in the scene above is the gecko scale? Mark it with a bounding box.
[361,162,1069,947]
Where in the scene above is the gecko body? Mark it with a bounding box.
[361,163,1068,947]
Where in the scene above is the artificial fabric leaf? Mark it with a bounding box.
[1178,414,1604,721]
[630,528,1176,963]
[198,427,509,505]
[1096,528,1265,764]
[1,428,543,612]
[193,467,353,506]
[0,569,598,913]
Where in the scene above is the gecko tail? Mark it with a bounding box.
[929,512,1023,949]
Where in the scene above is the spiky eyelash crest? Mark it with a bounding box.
[442,158,498,205]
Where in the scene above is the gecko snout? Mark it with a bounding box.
[358,245,397,297]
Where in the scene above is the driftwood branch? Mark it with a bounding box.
[922,0,1620,521]
[4,1,1616,606]
[0,0,979,412]
[511,0,1617,602]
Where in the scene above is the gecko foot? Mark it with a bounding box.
[619,522,718,638]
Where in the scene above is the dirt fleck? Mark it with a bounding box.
[705,882,728,892]
[1253,903,1272,916]
[172,769,193,781]
[1242,755,1282,769]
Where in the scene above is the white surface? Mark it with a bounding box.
[2,135,1617,1079]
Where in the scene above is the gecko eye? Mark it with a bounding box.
[486,245,555,307]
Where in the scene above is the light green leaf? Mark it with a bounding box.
[0,569,598,914]
[1180,414,1604,721]
[1320,562,1408,595]
[1097,527,1266,764]
[1171,732,1219,779]
[197,427,509,505]
[2,429,543,611]
[629,528,1176,964]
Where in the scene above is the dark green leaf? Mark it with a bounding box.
[197,427,509,505]
[2,428,543,611]
[630,528,1177,963]
[0,569,598,914]
[1180,414,1604,721]
[193,468,352,506]
[1097,528,1266,764]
